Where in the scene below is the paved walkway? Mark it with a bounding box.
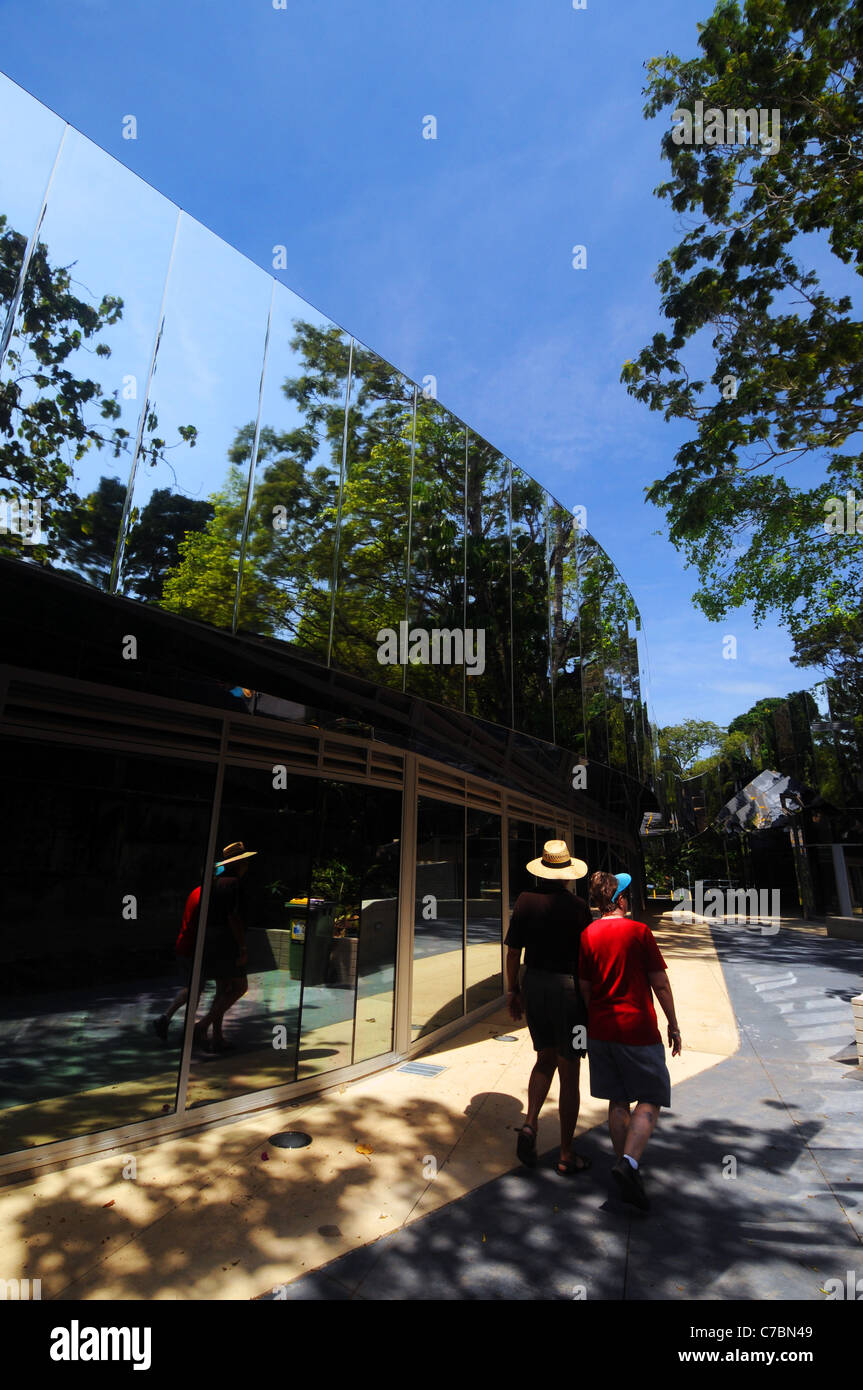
[262,921,863,1300]
[3,912,860,1301]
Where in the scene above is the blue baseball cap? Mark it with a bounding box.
[611,873,632,903]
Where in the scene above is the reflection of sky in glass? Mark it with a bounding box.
[0,76,65,275]
[256,282,337,473]
[14,127,177,504]
[131,212,273,513]
[0,70,660,771]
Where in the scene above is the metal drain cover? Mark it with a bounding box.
[397,1062,446,1077]
[268,1131,312,1148]
[494,1034,518,1042]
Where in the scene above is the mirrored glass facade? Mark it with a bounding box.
[0,74,655,1173]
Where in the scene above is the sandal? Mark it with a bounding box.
[556,1154,592,1176]
[516,1124,538,1168]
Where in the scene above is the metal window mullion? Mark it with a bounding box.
[500,794,510,982]
[462,428,468,715]
[0,125,69,378]
[508,461,515,730]
[402,385,418,695]
[394,752,418,1054]
[174,716,229,1115]
[326,338,355,668]
[110,208,182,594]
[232,278,275,635]
[462,804,467,1014]
[546,493,555,747]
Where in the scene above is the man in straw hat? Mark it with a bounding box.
[191,841,257,1053]
[505,839,592,1176]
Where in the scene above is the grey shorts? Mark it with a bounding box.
[522,970,587,1060]
[587,1039,671,1108]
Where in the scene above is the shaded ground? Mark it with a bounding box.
[262,921,863,1300]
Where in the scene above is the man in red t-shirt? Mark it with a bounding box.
[579,871,682,1211]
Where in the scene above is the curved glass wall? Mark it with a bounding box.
[0,69,654,792]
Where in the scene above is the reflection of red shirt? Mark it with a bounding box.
[176,887,201,957]
[579,917,667,1045]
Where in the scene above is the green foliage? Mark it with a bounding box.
[0,212,197,568]
[624,0,863,679]
[658,718,725,774]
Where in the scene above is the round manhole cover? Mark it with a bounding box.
[268,1131,312,1149]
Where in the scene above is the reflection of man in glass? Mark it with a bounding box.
[193,841,256,1053]
[151,862,224,1041]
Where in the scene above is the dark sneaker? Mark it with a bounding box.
[151,1015,169,1041]
[611,1157,650,1211]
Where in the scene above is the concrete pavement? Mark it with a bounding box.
[261,916,863,1300]
[2,909,860,1300]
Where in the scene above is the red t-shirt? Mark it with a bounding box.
[578,917,667,1045]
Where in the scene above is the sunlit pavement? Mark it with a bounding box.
[261,916,863,1301]
[2,912,859,1300]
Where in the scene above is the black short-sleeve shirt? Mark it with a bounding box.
[505,883,590,975]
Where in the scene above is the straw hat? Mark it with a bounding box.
[526,839,587,880]
[217,841,258,867]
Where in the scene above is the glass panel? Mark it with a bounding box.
[297,781,402,1079]
[182,772,402,1103]
[603,567,637,778]
[4,128,176,586]
[236,284,352,660]
[465,433,511,725]
[0,735,215,1154]
[184,765,316,1111]
[600,566,629,776]
[510,471,553,740]
[507,820,556,907]
[329,343,414,684]
[576,532,609,765]
[0,74,65,324]
[548,501,585,756]
[121,212,272,624]
[622,613,643,783]
[405,398,466,709]
[465,810,502,1011]
[413,797,464,1038]
[508,819,538,910]
[352,795,402,1064]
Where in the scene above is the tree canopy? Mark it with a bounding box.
[0,212,198,573]
[623,0,863,687]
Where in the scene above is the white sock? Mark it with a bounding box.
[623,1154,638,1170]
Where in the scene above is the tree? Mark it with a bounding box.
[51,475,126,585]
[622,0,863,683]
[658,718,726,775]
[122,489,215,601]
[0,212,196,565]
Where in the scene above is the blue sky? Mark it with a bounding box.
[0,0,831,732]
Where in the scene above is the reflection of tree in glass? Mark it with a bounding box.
[510,470,552,734]
[161,323,350,644]
[0,214,196,572]
[465,439,510,719]
[54,478,213,595]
